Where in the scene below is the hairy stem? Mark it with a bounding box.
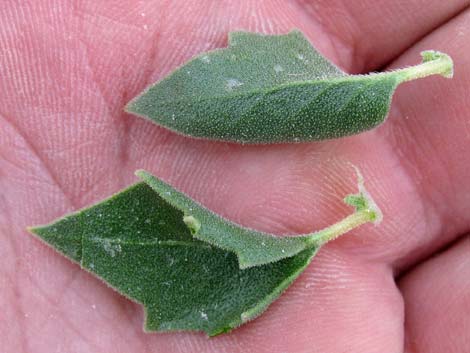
[306,209,377,248]
[305,166,382,248]
[398,50,454,82]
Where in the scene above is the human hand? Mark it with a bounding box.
[1,1,469,352]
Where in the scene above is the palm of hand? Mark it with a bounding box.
[1,2,469,352]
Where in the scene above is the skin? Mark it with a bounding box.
[1,1,469,352]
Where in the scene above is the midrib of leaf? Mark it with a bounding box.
[138,73,397,108]
[90,238,210,248]
[134,56,450,109]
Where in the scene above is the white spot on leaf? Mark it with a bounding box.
[200,55,210,63]
[274,64,284,73]
[226,78,243,91]
[102,239,122,257]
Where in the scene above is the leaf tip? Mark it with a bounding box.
[123,99,137,115]
[26,223,47,238]
[134,169,147,177]
[26,222,83,263]
[124,95,153,123]
[135,169,153,182]
[26,225,46,238]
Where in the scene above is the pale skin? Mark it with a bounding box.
[1,1,470,352]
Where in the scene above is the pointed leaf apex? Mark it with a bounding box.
[27,224,82,263]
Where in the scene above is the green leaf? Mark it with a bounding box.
[28,170,381,336]
[29,182,317,336]
[136,169,378,268]
[136,169,310,268]
[125,30,453,144]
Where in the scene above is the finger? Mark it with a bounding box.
[0,2,134,204]
[0,4,466,351]
[398,235,470,353]
[294,0,469,72]
[375,8,470,269]
[1,0,466,276]
[1,0,467,212]
[129,7,470,273]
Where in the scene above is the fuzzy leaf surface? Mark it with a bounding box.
[126,30,452,144]
[136,170,312,268]
[29,182,317,336]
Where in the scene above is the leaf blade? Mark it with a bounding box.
[29,182,317,336]
[135,169,311,268]
[126,30,453,144]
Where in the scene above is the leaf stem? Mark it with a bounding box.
[305,166,382,248]
[397,50,453,82]
[306,209,376,248]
